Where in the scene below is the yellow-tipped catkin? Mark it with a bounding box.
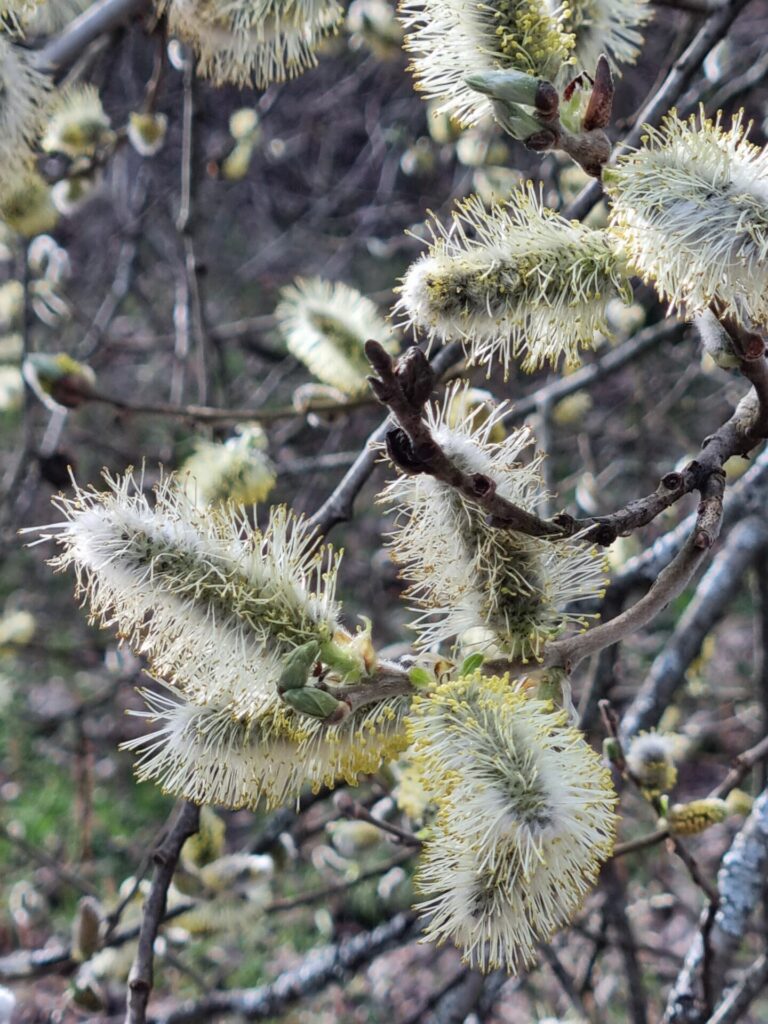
[665,799,728,836]
[276,277,398,395]
[0,37,52,191]
[606,110,768,330]
[399,0,573,126]
[178,425,276,508]
[127,112,168,157]
[408,674,617,972]
[161,0,343,88]
[564,0,652,73]
[625,732,677,796]
[0,171,58,238]
[397,185,631,377]
[380,381,606,661]
[42,85,113,159]
[725,788,754,816]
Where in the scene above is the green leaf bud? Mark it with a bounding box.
[491,100,547,142]
[459,652,485,677]
[277,640,321,693]
[465,70,545,109]
[408,665,434,690]
[282,685,347,721]
[602,737,621,765]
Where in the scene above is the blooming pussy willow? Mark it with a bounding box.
[561,0,651,73]
[122,682,410,809]
[162,0,342,87]
[409,675,617,971]
[276,277,398,396]
[396,186,630,376]
[605,110,768,328]
[0,38,51,192]
[35,471,358,718]
[0,170,59,237]
[379,383,606,661]
[179,425,276,508]
[625,731,677,796]
[399,0,573,126]
[41,85,113,159]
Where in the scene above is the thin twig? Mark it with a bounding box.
[705,953,768,1024]
[539,943,593,1022]
[365,340,570,539]
[620,517,768,740]
[309,342,463,537]
[0,820,98,898]
[149,913,418,1023]
[125,801,200,1024]
[333,792,422,848]
[34,0,150,76]
[602,861,648,1024]
[265,851,414,912]
[664,788,768,1022]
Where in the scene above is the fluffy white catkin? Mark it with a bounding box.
[606,110,768,329]
[396,185,631,377]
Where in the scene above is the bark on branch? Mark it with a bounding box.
[125,801,200,1024]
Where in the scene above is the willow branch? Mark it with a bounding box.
[365,340,571,540]
[33,0,151,76]
[664,788,768,1023]
[619,516,768,740]
[706,954,768,1024]
[125,801,200,1024]
[333,792,422,848]
[309,342,463,537]
[150,913,418,1024]
[544,497,720,673]
[609,443,768,599]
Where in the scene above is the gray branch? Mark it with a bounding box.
[33,0,150,76]
[620,516,768,741]
[151,913,417,1023]
[610,444,768,599]
[664,789,768,1023]
[706,954,768,1024]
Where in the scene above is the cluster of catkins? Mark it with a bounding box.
[21,0,768,978]
[0,40,166,233]
[40,372,618,971]
[398,112,768,377]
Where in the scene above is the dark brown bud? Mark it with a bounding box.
[385,427,428,473]
[469,473,495,498]
[525,129,558,152]
[397,346,435,408]
[535,81,559,120]
[367,375,393,405]
[364,338,394,375]
[582,55,614,132]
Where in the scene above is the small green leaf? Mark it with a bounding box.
[459,653,485,677]
[277,640,321,693]
[408,666,433,690]
[282,686,343,720]
[602,737,621,764]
